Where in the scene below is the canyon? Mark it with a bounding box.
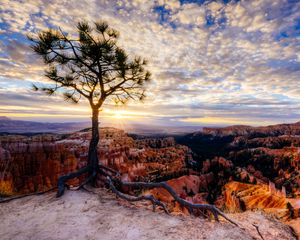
[0,128,189,196]
[1,121,300,237]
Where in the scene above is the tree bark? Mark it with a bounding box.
[88,107,100,185]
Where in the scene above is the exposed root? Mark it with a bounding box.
[57,164,110,196]
[70,174,95,191]
[57,166,90,197]
[54,164,238,226]
[288,226,299,240]
[253,224,264,240]
[112,178,239,226]
[107,176,169,214]
[0,187,56,203]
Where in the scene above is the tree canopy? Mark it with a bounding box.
[28,20,151,108]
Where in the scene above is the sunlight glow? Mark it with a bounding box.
[105,109,148,120]
[112,112,131,119]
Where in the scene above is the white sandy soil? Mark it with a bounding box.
[0,188,297,240]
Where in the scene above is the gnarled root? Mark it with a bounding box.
[0,187,56,203]
[56,166,90,197]
[6,162,238,227]
[253,224,264,240]
[107,176,169,214]
[70,173,95,191]
[109,177,239,226]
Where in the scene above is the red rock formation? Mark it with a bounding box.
[146,175,201,203]
[231,146,300,196]
[203,121,300,137]
[0,128,191,196]
[220,181,300,221]
[202,157,233,174]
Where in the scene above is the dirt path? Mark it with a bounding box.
[0,188,296,240]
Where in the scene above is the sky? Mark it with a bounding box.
[0,0,300,127]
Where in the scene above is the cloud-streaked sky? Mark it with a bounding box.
[0,0,300,127]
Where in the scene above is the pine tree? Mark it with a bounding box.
[29,21,150,196]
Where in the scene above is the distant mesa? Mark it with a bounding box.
[0,116,11,121]
[0,116,200,135]
[0,116,89,134]
[202,121,300,137]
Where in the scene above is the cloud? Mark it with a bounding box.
[0,0,300,125]
[171,3,206,26]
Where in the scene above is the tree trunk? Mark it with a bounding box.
[55,106,100,197]
[88,107,99,185]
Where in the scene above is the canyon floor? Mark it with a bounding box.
[0,188,297,240]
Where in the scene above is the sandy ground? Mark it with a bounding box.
[0,188,297,240]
